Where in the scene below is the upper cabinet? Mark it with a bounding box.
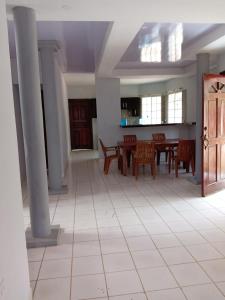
[121,97,141,117]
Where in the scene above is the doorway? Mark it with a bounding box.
[69,99,97,150]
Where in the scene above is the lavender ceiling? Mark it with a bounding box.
[7,21,220,73]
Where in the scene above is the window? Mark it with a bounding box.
[168,23,183,62]
[168,91,183,123]
[141,96,162,124]
[140,41,161,62]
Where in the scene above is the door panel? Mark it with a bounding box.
[208,145,217,184]
[208,100,217,138]
[221,144,225,180]
[202,74,225,196]
[69,99,95,150]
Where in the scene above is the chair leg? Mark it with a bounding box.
[151,163,156,179]
[135,164,138,180]
[186,161,190,173]
[103,159,107,173]
[168,151,171,174]
[104,158,111,175]
[157,151,160,165]
[191,158,195,176]
[127,152,131,168]
[175,160,179,177]
[132,160,135,176]
[165,151,168,162]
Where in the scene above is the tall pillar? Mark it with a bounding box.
[195,53,209,183]
[39,41,66,194]
[13,7,55,242]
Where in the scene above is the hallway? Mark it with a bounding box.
[25,151,225,300]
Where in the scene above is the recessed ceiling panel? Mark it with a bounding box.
[119,22,220,68]
[7,20,110,73]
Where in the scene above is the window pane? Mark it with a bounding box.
[167,92,183,123]
[141,96,162,124]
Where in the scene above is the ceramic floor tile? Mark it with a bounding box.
[29,261,41,281]
[175,231,207,246]
[152,234,181,249]
[145,222,171,235]
[73,241,101,257]
[44,244,72,260]
[74,228,99,242]
[39,259,71,279]
[167,220,194,233]
[183,283,225,300]
[27,248,45,262]
[71,274,107,300]
[132,250,165,269]
[98,227,124,240]
[170,263,211,286]
[121,225,148,237]
[73,256,103,276]
[103,252,134,272]
[109,293,147,300]
[138,267,178,291]
[106,270,143,296]
[213,242,225,256]
[200,259,225,282]
[100,238,129,254]
[147,288,186,300]
[23,151,225,300]
[186,243,223,261]
[159,246,194,265]
[199,229,225,242]
[126,236,156,251]
[34,277,70,300]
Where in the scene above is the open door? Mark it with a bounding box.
[202,74,225,196]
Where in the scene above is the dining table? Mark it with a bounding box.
[117,139,180,176]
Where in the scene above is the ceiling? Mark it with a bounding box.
[6,0,225,85]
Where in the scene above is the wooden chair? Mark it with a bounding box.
[123,135,137,167]
[169,140,195,177]
[152,133,169,165]
[132,142,156,180]
[99,139,122,175]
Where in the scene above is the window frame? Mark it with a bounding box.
[141,95,162,125]
[166,90,185,124]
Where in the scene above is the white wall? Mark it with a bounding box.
[217,52,225,73]
[67,83,140,99]
[67,84,96,99]
[0,2,30,299]
[96,78,122,147]
[139,81,166,96]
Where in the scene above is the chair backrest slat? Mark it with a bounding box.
[177,140,195,161]
[152,133,166,141]
[124,135,137,143]
[135,142,155,161]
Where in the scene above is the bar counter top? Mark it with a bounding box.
[120,122,196,128]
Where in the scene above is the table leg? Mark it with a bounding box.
[122,148,128,176]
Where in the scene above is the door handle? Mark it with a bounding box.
[203,134,209,150]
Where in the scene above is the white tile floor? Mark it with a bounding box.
[23,150,225,300]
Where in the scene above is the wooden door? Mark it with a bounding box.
[202,74,225,196]
[69,99,93,150]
